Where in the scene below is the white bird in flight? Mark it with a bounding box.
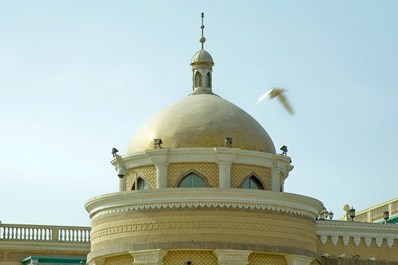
[255,87,294,115]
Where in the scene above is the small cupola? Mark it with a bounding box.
[190,12,214,95]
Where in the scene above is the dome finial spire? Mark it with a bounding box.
[200,12,206,50]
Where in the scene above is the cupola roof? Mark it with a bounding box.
[126,13,276,155]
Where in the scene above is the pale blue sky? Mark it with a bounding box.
[1,1,397,226]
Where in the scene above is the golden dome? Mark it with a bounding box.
[127,94,276,154]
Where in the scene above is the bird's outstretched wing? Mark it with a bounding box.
[255,90,271,106]
[256,87,294,115]
[278,94,294,114]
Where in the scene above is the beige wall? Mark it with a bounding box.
[90,207,317,258]
[125,162,274,190]
[126,165,156,190]
[249,252,287,265]
[168,162,219,187]
[231,163,271,189]
[104,255,133,265]
[102,250,290,265]
[164,250,218,265]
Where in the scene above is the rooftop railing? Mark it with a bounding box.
[0,223,91,243]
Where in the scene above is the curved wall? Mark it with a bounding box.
[85,189,323,263]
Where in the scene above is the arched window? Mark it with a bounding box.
[194,71,202,87]
[132,177,149,190]
[178,173,207,188]
[206,72,211,88]
[241,176,264,190]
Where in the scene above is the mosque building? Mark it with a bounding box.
[1,13,398,265]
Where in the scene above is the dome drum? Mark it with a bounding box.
[85,189,323,263]
[111,147,293,192]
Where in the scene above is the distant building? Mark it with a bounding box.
[353,198,398,224]
[0,223,89,265]
[1,14,398,265]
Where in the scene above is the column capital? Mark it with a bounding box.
[130,249,167,265]
[214,249,251,265]
[217,160,232,166]
[155,162,169,167]
[285,255,314,265]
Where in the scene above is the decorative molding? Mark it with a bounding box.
[214,249,251,265]
[342,235,349,246]
[353,236,361,246]
[387,237,394,247]
[112,148,292,177]
[317,220,398,248]
[365,237,372,247]
[129,249,167,265]
[331,235,338,246]
[320,235,327,244]
[376,237,383,247]
[86,189,323,221]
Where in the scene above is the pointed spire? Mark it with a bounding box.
[200,12,206,50]
[190,12,214,95]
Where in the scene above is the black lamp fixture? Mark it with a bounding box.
[111,147,119,157]
[186,260,192,265]
[117,166,127,179]
[280,145,288,155]
[224,137,233,148]
[383,210,390,223]
[154,138,163,149]
[317,207,333,220]
[349,206,356,221]
[329,211,334,220]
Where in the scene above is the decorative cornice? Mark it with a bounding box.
[85,189,323,220]
[111,147,292,173]
[316,220,398,248]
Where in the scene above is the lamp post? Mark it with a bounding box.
[329,211,334,220]
[349,206,356,221]
[317,208,333,220]
[383,211,390,223]
[280,145,288,155]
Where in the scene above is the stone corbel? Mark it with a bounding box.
[214,249,251,265]
[285,255,314,265]
[129,249,167,265]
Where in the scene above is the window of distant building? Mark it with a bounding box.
[178,173,207,188]
[241,175,264,190]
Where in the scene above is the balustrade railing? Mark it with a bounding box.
[0,223,91,243]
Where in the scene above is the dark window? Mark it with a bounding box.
[132,177,149,190]
[178,173,207,188]
[194,72,202,87]
[241,176,263,189]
